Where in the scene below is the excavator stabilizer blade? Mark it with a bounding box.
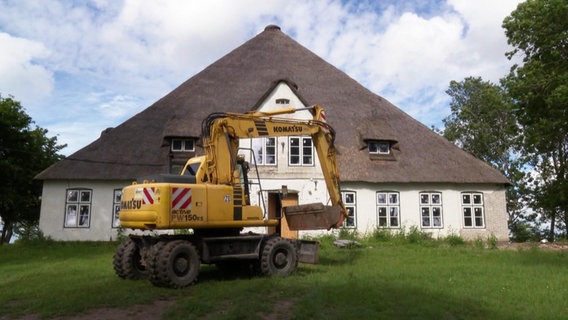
[283,203,342,230]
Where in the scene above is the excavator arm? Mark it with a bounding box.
[200,105,348,229]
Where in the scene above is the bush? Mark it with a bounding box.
[445,234,466,246]
[510,221,541,242]
[371,228,394,242]
[13,223,52,245]
[406,226,431,244]
[487,233,498,250]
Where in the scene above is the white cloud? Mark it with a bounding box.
[0,32,53,105]
[0,0,523,155]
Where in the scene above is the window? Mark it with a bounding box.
[112,189,122,228]
[289,137,313,166]
[420,192,443,228]
[377,192,400,228]
[342,191,357,227]
[251,137,276,165]
[171,139,195,152]
[368,141,390,155]
[64,189,91,228]
[462,192,485,228]
[276,98,290,104]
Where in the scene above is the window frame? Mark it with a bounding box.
[341,191,357,228]
[251,137,277,166]
[288,136,314,166]
[376,191,400,228]
[64,189,92,228]
[368,141,390,155]
[462,192,485,228]
[419,191,443,229]
[171,138,195,152]
[112,189,122,228]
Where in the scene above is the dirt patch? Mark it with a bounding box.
[500,242,568,251]
[11,298,175,320]
[256,299,296,320]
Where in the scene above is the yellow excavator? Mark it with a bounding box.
[113,105,347,288]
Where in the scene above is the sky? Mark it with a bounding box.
[0,0,524,156]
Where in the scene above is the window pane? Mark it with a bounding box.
[474,208,484,226]
[368,143,378,153]
[302,138,312,165]
[378,207,387,217]
[252,138,263,164]
[389,193,398,205]
[473,194,483,204]
[67,190,78,202]
[183,139,194,151]
[464,208,472,227]
[421,207,430,227]
[431,193,441,204]
[113,205,121,228]
[172,140,182,150]
[346,207,355,227]
[420,194,429,204]
[344,193,355,204]
[462,194,471,204]
[389,207,399,227]
[377,193,387,204]
[474,207,483,217]
[80,191,91,202]
[378,142,390,154]
[432,207,442,227]
[65,205,77,227]
[114,190,122,203]
[79,205,90,227]
[266,138,276,164]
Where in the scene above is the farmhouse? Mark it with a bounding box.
[36,25,509,241]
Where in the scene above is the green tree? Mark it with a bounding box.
[503,0,568,240]
[442,77,528,230]
[0,95,66,244]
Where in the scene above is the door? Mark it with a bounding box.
[267,192,299,239]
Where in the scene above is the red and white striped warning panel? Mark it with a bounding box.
[142,187,155,205]
[321,110,327,123]
[172,187,192,210]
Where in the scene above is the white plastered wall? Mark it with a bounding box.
[39,180,129,241]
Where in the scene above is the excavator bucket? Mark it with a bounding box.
[283,203,343,230]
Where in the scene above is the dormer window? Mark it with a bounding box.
[276,98,290,104]
[368,141,390,155]
[171,138,195,152]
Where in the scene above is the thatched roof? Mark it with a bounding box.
[36,25,509,185]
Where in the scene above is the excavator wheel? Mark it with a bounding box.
[113,238,147,280]
[148,240,200,288]
[260,237,298,277]
[146,240,167,287]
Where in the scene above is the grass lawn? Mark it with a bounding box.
[0,239,566,319]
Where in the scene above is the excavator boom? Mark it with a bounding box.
[200,105,348,229]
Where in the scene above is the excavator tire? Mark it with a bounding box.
[113,238,147,280]
[149,240,200,288]
[260,237,298,277]
[146,240,167,287]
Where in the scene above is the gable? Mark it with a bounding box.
[255,80,312,120]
